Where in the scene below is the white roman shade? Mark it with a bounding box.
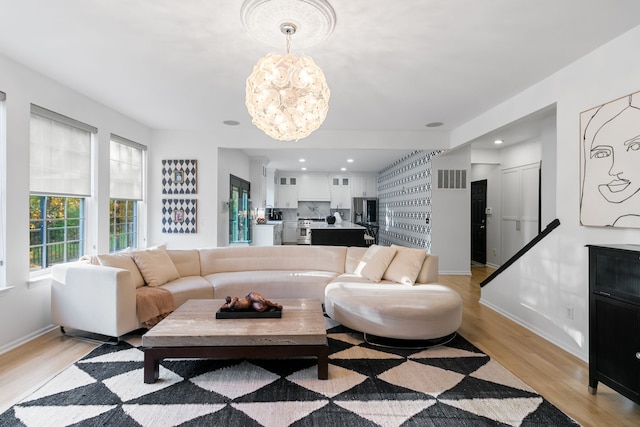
[30,105,96,197]
[110,134,146,200]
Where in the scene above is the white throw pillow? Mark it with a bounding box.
[383,245,427,285]
[131,245,180,287]
[354,244,397,282]
[97,250,146,288]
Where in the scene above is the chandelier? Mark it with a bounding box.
[245,22,330,141]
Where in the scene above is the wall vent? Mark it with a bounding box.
[437,169,467,189]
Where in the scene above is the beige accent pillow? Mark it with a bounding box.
[97,251,145,288]
[354,244,397,282]
[383,245,427,285]
[131,245,180,287]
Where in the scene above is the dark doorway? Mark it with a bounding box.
[471,179,487,265]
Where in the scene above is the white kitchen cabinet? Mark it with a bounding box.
[330,175,351,209]
[275,174,298,208]
[282,221,298,244]
[266,168,276,208]
[249,157,269,208]
[351,173,378,197]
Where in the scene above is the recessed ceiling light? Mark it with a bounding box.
[347,158,354,163]
[341,167,346,171]
[299,158,306,162]
[425,122,444,128]
[494,139,504,144]
[223,120,240,126]
[301,167,307,171]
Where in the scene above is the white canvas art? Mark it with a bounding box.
[580,91,640,228]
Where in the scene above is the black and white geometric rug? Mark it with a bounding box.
[0,317,579,426]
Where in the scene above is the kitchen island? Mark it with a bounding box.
[310,221,367,247]
[252,221,283,246]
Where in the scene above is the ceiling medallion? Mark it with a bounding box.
[243,1,334,141]
[240,0,336,49]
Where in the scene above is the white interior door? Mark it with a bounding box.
[501,163,539,264]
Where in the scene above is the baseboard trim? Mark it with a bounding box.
[479,298,587,363]
[0,324,58,355]
[439,270,471,275]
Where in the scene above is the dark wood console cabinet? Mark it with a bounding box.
[587,244,640,405]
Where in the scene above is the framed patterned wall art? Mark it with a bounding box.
[162,159,197,194]
[162,199,197,233]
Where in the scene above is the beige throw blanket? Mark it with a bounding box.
[136,286,175,327]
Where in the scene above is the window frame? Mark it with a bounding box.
[28,105,95,274]
[109,135,146,252]
[0,91,6,287]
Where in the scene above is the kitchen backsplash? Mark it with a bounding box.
[275,202,351,221]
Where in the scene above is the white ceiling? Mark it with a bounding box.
[1,0,638,172]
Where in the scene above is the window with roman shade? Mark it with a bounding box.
[109,135,146,251]
[110,135,145,200]
[30,105,95,197]
[29,105,96,270]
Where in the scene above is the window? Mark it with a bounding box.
[109,135,145,252]
[109,200,137,252]
[29,196,84,269]
[29,105,95,272]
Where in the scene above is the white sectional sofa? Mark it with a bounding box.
[51,244,461,341]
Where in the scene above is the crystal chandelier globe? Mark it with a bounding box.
[245,23,330,141]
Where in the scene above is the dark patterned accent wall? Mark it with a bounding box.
[377,150,443,250]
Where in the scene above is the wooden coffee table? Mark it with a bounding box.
[142,298,328,383]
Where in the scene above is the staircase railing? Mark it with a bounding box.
[480,218,560,287]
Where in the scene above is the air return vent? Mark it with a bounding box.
[437,169,467,189]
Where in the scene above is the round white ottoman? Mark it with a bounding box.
[324,282,463,341]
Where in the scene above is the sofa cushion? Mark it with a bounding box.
[131,245,180,287]
[97,251,145,288]
[383,245,427,285]
[160,276,214,308]
[416,254,439,284]
[345,247,368,274]
[199,246,347,275]
[354,245,397,282]
[205,270,338,302]
[167,249,201,277]
[334,273,399,285]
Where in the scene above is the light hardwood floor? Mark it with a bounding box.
[1,267,639,426]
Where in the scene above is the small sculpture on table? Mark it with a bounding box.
[217,292,283,318]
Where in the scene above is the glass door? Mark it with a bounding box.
[230,175,251,244]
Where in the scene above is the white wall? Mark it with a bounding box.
[453,25,640,361]
[431,146,471,274]
[0,53,151,352]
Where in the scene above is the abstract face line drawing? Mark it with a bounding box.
[580,91,640,228]
[590,100,640,203]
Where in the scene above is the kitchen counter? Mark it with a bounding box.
[309,221,366,230]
